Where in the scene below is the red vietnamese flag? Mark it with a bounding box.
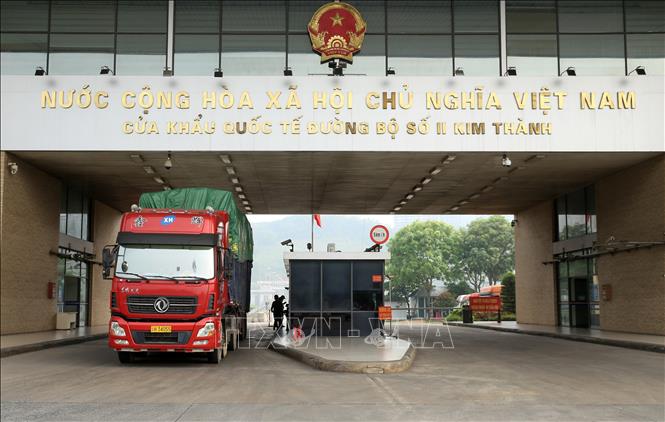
[314,214,322,227]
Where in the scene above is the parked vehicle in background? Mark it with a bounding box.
[456,285,502,308]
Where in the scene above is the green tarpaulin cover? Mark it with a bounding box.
[139,188,253,262]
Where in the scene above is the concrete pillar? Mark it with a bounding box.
[515,200,557,326]
[89,201,122,327]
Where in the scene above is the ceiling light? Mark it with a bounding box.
[231,177,240,184]
[143,166,155,174]
[242,200,249,205]
[481,185,494,193]
[244,206,252,211]
[164,153,173,170]
[459,200,469,205]
[405,193,415,200]
[442,155,457,164]
[413,185,423,192]
[429,167,442,175]
[130,154,144,163]
[399,200,407,205]
[219,154,232,164]
[238,193,246,199]
[393,206,402,211]
[421,177,432,185]
[470,194,481,199]
[450,206,460,211]
[226,167,236,175]
[234,186,243,192]
[153,176,165,184]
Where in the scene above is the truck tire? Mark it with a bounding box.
[117,352,134,364]
[208,328,228,363]
[239,318,247,341]
[228,331,239,351]
[207,347,222,364]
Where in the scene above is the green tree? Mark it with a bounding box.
[444,279,473,298]
[455,216,514,291]
[383,278,419,317]
[387,221,459,316]
[500,272,516,313]
[433,291,457,309]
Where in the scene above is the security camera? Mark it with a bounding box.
[511,219,517,227]
[501,154,512,167]
[281,239,292,246]
[8,162,18,175]
[164,153,173,170]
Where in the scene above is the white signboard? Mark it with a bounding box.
[370,225,389,245]
[1,76,663,152]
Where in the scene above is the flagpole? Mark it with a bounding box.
[311,214,314,252]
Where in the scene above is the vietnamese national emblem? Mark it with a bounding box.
[308,2,367,63]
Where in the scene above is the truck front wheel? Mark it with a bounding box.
[117,351,134,364]
[207,330,228,364]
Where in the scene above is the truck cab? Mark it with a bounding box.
[104,207,247,364]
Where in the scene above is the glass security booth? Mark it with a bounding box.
[283,251,389,337]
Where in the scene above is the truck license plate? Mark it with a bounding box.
[150,326,172,333]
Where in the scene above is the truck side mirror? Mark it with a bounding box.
[102,245,118,279]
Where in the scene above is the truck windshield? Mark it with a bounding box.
[116,245,214,281]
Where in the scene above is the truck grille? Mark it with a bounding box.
[131,331,191,345]
[126,296,198,314]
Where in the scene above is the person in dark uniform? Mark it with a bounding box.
[270,295,283,330]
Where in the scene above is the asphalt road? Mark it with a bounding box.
[1,323,663,421]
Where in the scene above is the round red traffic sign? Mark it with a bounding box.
[370,225,390,245]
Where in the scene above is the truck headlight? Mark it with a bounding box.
[110,321,126,337]
[196,322,215,337]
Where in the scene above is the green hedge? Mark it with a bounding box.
[444,308,516,322]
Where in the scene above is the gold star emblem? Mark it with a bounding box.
[330,12,344,27]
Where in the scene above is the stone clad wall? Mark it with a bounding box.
[0,152,61,334]
[596,155,665,335]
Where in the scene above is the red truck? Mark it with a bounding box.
[102,189,252,364]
